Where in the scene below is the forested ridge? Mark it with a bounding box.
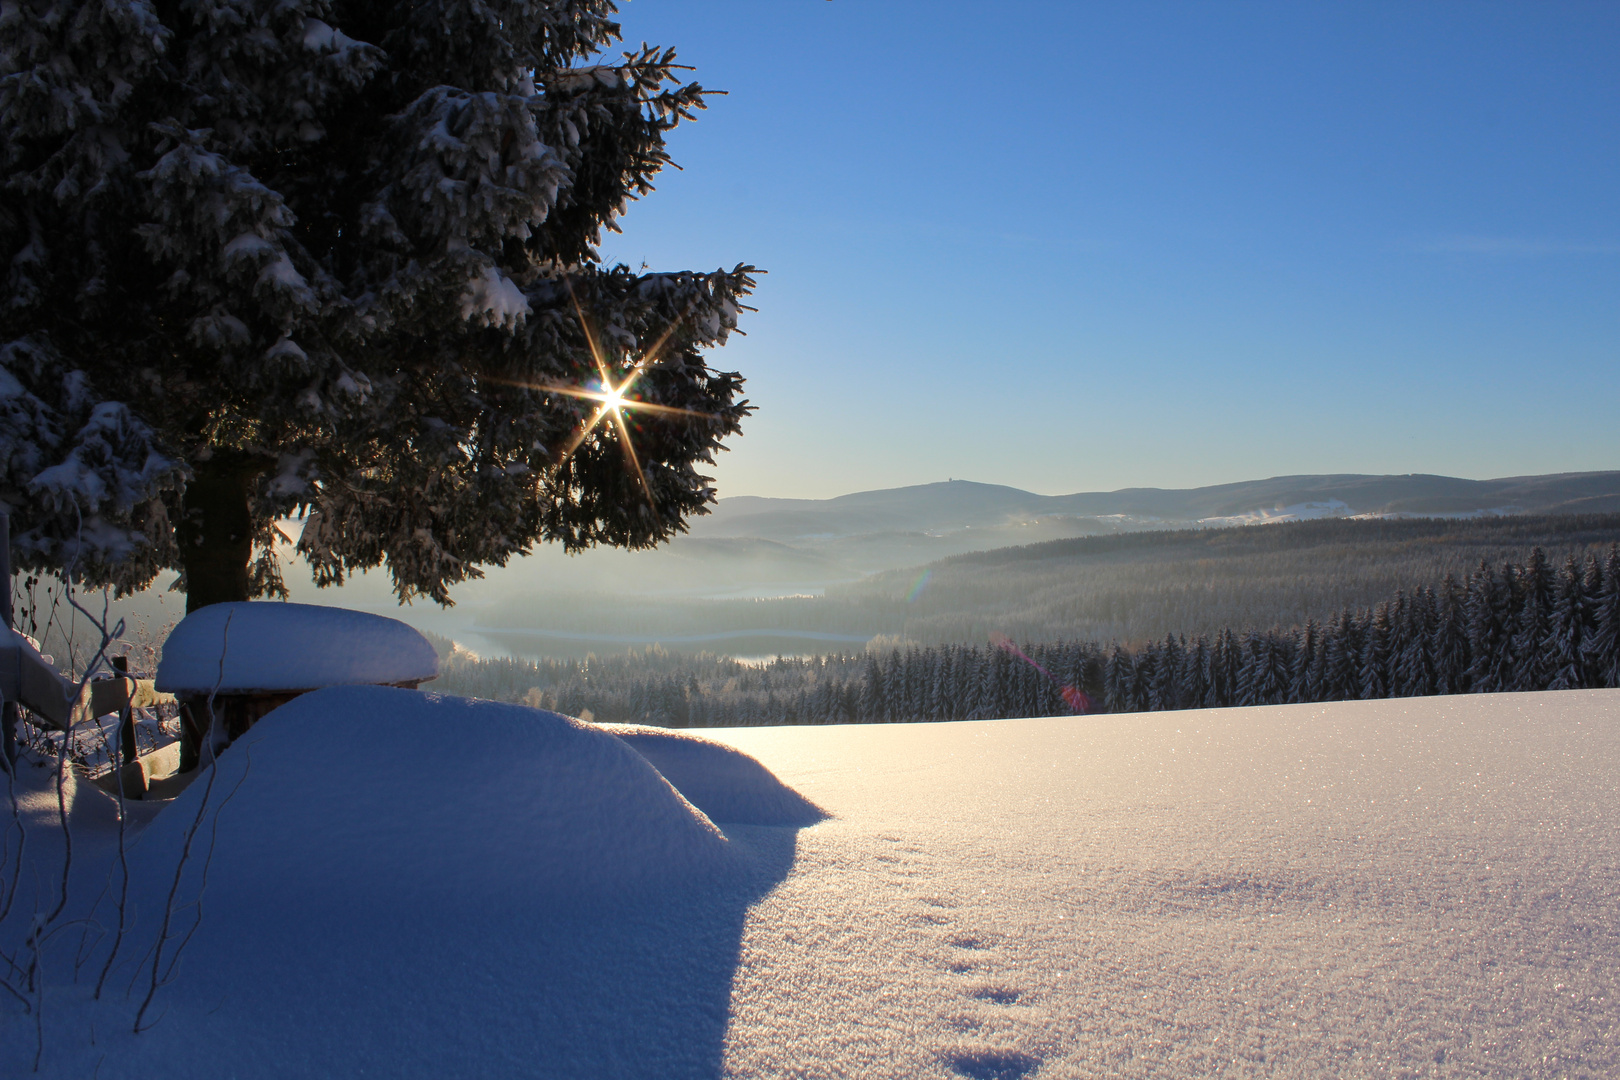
[436,542,1620,726]
[826,512,1620,647]
[473,512,1620,652]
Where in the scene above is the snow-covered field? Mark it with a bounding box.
[4,688,1617,1079]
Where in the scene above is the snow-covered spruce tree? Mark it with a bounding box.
[1,0,753,611]
[1180,634,1209,708]
[1545,556,1586,691]
[1202,631,1231,708]
[1149,633,1179,711]
[1510,548,1554,692]
[1129,641,1155,711]
[1463,562,1505,693]
[1584,545,1620,689]
[1430,574,1469,696]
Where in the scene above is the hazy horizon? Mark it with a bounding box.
[710,468,1620,503]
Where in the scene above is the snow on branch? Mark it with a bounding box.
[387,86,570,251]
[0,340,184,590]
[461,265,532,329]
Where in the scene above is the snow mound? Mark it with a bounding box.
[154,602,438,694]
[132,687,728,906]
[604,724,827,826]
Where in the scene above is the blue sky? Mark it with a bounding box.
[597,1,1620,500]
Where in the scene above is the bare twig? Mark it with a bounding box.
[152,743,251,999]
[0,685,28,1006]
[2,510,129,1068]
[93,708,134,1000]
[134,607,236,1033]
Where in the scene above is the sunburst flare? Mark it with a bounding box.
[487,286,719,509]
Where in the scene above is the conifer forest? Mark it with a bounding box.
[436,541,1620,727]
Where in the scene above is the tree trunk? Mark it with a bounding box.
[178,453,259,614]
[177,453,262,771]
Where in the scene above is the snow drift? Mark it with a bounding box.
[130,687,733,903]
[605,723,826,827]
[1,687,814,1079]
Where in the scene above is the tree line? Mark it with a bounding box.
[433,544,1620,726]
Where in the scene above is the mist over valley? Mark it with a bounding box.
[38,470,1620,670]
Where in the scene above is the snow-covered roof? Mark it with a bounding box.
[154,602,438,695]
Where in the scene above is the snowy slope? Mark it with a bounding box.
[4,688,1617,1079]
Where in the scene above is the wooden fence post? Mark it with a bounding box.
[113,655,145,798]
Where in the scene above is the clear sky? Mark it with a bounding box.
[596,1,1620,500]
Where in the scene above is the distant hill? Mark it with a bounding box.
[56,471,1620,669]
[690,472,1620,541]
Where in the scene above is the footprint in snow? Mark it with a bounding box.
[966,985,1024,1006]
[940,1047,1042,1080]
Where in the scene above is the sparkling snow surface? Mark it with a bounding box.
[154,601,438,693]
[704,691,1620,1080]
[4,689,1618,1079]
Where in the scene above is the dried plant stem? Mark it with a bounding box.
[133,608,236,1034]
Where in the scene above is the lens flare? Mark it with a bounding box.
[484,280,720,511]
[989,631,1093,715]
[906,570,932,603]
